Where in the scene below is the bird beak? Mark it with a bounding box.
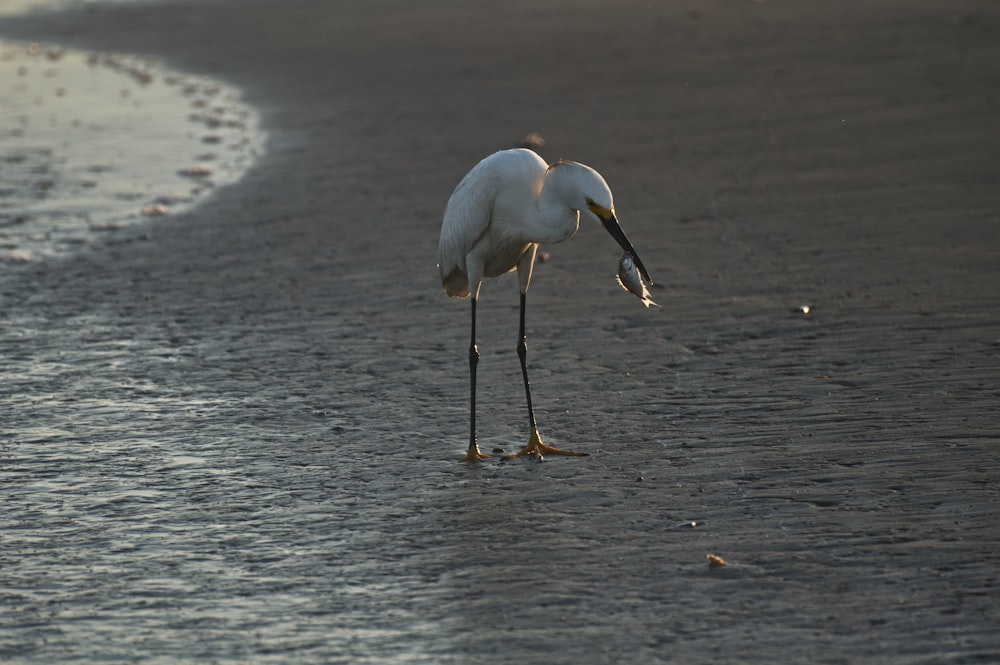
[601,212,653,285]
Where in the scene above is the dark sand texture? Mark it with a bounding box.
[2,0,999,662]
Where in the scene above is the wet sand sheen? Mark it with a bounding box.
[1,1,998,663]
[0,36,262,262]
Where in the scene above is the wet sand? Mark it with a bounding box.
[2,0,999,662]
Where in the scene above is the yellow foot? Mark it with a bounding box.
[503,429,588,461]
[462,445,492,462]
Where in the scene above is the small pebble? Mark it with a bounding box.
[141,204,168,216]
[706,553,727,567]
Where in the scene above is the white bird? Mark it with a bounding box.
[438,148,652,461]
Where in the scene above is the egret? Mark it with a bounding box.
[438,148,652,462]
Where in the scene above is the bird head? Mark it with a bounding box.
[548,160,615,223]
[554,161,653,285]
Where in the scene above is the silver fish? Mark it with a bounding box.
[617,252,659,308]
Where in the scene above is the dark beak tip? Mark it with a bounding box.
[603,214,652,283]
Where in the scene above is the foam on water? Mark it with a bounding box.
[0,35,263,263]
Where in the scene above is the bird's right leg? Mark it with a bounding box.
[504,291,588,461]
[463,296,491,461]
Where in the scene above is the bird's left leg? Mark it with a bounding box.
[463,295,491,462]
[504,291,588,461]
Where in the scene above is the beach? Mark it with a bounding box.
[1,0,998,662]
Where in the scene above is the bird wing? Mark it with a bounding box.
[438,161,501,293]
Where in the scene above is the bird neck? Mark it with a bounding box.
[536,169,582,243]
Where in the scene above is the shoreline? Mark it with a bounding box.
[2,1,998,662]
[0,32,264,263]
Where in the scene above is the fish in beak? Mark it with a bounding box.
[589,203,652,285]
[617,252,659,308]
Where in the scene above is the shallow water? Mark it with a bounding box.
[0,0,156,19]
[2,0,999,663]
[0,36,262,262]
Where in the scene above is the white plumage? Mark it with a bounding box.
[440,148,648,299]
[438,148,652,462]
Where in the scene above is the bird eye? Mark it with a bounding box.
[585,197,595,206]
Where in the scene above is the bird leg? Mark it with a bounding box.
[463,296,491,462]
[503,292,588,461]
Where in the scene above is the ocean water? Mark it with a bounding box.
[0,0,156,17]
[0,0,263,263]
